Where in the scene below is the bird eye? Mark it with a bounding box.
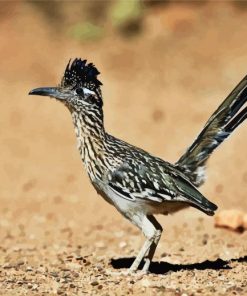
[76,88,84,96]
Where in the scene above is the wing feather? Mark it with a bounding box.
[107,161,217,214]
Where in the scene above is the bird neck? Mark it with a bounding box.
[71,109,106,180]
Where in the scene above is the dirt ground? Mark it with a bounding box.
[0,2,247,295]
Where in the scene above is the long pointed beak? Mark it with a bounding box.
[29,87,65,100]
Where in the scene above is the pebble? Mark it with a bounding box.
[141,279,151,287]
[202,233,209,245]
[91,280,99,286]
[32,284,38,290]
[71,271,79,278]
[17,281,23,285]
[60,278,67,283]
[50,272,59,277]
[57,288,64,295]
[61,265,70,272]
[27,283,33,289]
[119,241,127,249]
[215,210,244,230]
[84,260,91,266]
[3,263,14,269]
[66,255,73,259]
[16,260,25,266]
[66,262,81,271]
[96,264,103,271]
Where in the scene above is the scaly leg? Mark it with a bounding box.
[142,216,162,273]
[129,215,162,273]
[129,237,153,273]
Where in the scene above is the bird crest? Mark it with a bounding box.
[61,58,102,91]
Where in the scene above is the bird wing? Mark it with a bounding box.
[106,160,217,214]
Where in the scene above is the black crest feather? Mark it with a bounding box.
[61,58,102,91]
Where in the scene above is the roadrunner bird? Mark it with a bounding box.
[29,58,247,273]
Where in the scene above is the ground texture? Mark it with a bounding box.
[0,2,247,295]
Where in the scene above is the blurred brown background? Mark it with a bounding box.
[0,1,247,294]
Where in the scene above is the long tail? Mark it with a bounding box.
[176,75,247,187]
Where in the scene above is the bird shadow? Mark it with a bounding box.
[110,256,247,275]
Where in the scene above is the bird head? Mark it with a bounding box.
[29,58,103,112]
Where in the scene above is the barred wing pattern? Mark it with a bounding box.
[106,156,217,215]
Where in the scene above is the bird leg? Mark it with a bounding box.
[129,236,153,273]
[129,215,162,273]
[142,216,162,273]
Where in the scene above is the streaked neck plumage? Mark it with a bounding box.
[71,108,106,180]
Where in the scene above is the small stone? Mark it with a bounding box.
[66,262,81,271]
[50,272,59,277]
[96,264,103,271]
[27,283,33,289]
[67,255,73,258]
[3,263,14,269]
[84,261,91,266]
[57,288,64,295]
[37,266,47,273]
[141,279,151,287]
[119,241,127,249]
[26,266,33,272]
[63,271,71,279]
[16,260,25,266]
[202,233,209,245]
[70,283,76,288]
[91,280,99,286]
[72,271,79,278]
[215,210,244,230]
[32,284,38,290]
[60,278,67,283]
[61,265,70,271]
[17,281,23,285]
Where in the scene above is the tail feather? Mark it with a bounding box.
[176,75,247,187]
[226,106,247,132]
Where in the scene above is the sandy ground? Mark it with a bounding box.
[0,2,247,295]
